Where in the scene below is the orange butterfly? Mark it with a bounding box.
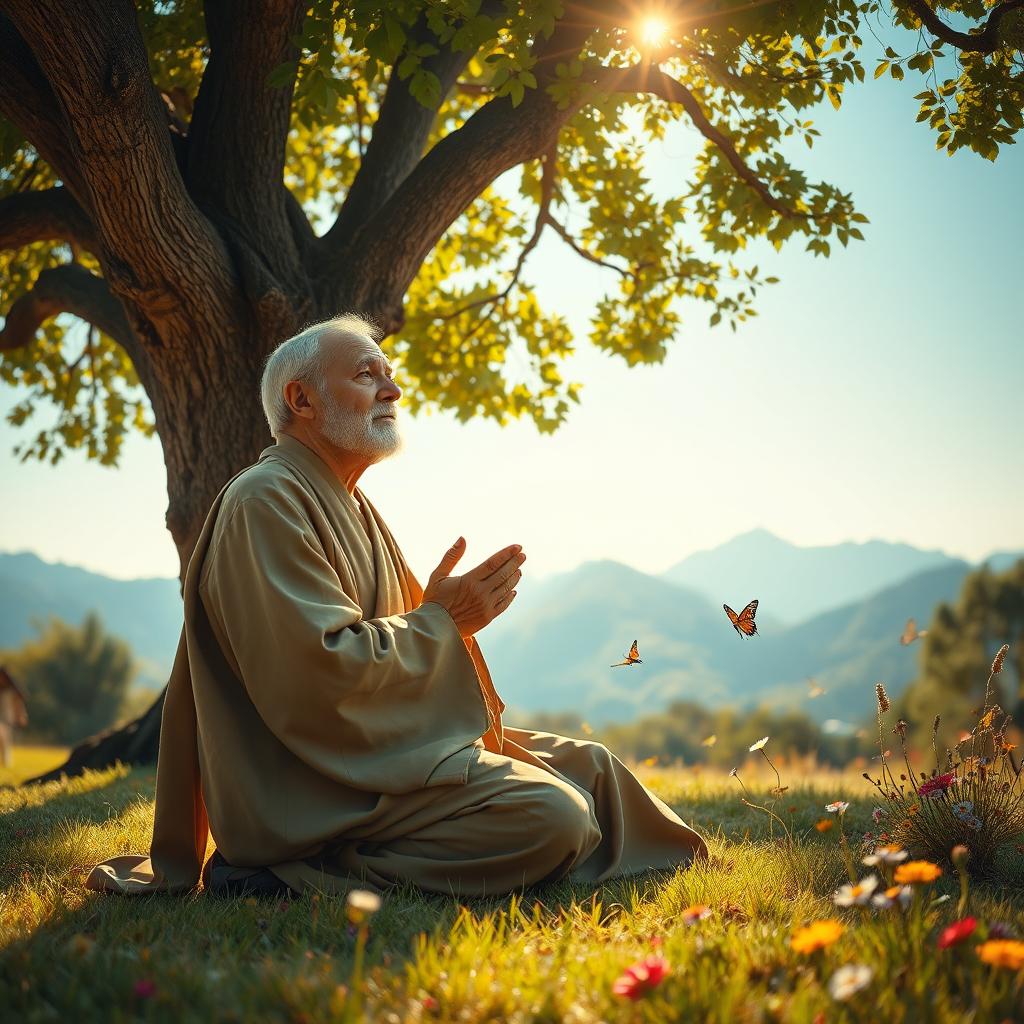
[899,618,928,646]
[724,599,759,638]
[611,640,642,667]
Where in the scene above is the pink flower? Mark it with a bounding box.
[133,979,157,999]
[938,917,978,949]
[918,772,956,798]
[612,954,670,1000]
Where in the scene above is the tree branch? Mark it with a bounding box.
[327,18,598,322]
[319,12,488,253]
[437,146,560,323]
[0,13,91,203]
[0,186,99,252]
[546,217,630,276]
[608,63,810,220]
[901,0,1024,54]
[0,262,140,366]
[186,0,308,272]
[2,0,242,336]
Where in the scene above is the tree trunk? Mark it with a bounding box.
[23,317,311,785]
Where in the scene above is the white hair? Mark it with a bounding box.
[260,313,382,437]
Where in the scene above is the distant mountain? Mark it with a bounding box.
[485,557,975,728]
[0,551,181,689]
[662,528,967,625]
[0,538,1018,711]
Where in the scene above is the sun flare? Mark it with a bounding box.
[638,16,669,48]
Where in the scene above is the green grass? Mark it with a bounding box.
[2,760,1023,1022]
[0,744,69,787]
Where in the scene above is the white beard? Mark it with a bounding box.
[318,392,402,462]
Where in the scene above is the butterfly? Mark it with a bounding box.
[701,734,717,747]
[580,721,594,736]
[807,678,826,698]
[899,618,928,646]
[611,639,642,667]
[724,599,758,638]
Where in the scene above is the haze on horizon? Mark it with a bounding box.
[2,55,1022,585]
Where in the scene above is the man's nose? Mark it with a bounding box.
[379,378,401,402]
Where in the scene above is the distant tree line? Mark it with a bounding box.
[1,611,149,745]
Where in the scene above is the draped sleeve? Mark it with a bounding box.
[199,492,490,795]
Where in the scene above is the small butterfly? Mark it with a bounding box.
[807,678,826,698]
[724,599,758,638]
[580,721,594,736]
[611,639,642,667]
[641,755,658,767]
[899,618,928,646]
[701,734,717,747]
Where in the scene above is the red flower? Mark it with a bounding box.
[938,917,978,949]
[612,954,670,1000]
[918,772,956,798]
[133,979,157,999]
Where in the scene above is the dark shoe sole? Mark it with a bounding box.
[202,851,299,899]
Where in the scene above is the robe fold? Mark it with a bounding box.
[86,432,707,898]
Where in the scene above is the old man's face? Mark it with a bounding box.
[314,330,402,462]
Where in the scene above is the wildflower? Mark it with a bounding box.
[968,815,983,831]
[991,644,1009,675]
[951,845,970,868]
[825,801,849,815]
[979,709,996,729]
[978,939,1024,970]
[895,861,943,885]
[66,934,94,957]
[918,772,956,799]
[791,920,844,954]
[988,923,1016,940]
[893,719,908,737]
[729,768,738,778]
[815,819,834,833]
[871,807,884,823]
[345,888,382,925]
[612,954,670,999]
[828,964,873,1001]
[876,683,890,713]
[749,736,769,752]
[680,904,712,925]
[951,800,974,819]
[938,918,978,949]
[871,885,914,910]
[833,875,880,907]
[133,979,157,999]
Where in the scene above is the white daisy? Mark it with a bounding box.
[825,801,850,815]
[833,875,880,907]
[828,964,873,1002]
[749,736,769,752]
[862,844,908,867]
[871,885,914,910]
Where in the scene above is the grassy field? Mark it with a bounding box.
[0,744,68,787]
[1,751,1023,1022]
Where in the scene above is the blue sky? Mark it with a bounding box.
[1,38,1022,584]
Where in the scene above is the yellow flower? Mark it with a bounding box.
[894,860,942,885]
[791,920,844,954]
[978,940,1024,970]
[815,819,834,832]
[345,888,382,924]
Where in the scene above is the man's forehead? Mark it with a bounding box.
[322,330,391,368]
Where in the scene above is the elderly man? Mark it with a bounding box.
[86,314,708,899]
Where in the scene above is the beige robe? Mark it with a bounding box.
[86,433,707,897]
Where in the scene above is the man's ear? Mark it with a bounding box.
[283,379,316,421]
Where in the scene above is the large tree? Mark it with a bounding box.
[2,0,1021,781]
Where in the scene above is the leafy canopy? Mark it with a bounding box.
[1,0,1020,464]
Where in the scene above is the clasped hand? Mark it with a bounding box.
[421,537,525,638]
